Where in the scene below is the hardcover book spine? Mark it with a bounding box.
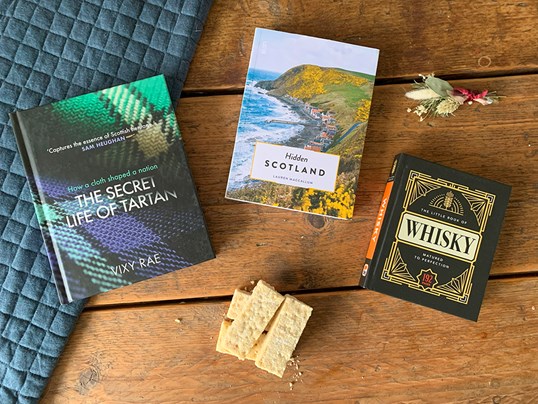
[359,154,406,289]
[9,112,70,304]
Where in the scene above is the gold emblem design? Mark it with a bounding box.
[382,244,473,303]
[417,268,438,290]
[436,267,473,304]
[462,193,495,231]
[429,191,464,215]
[405,172,441,207]
[381,246,414,283]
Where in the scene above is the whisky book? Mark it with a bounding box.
[360,154,511,321]
[10,75,214,304]
[225,28,379,219]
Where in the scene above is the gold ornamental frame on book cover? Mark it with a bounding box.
[380,170,496,305]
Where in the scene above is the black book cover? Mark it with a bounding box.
[10,75,214,304]
[360,154,511,321]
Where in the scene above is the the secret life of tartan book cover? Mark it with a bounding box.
[10,75,214,304]
[359,154,511,321]
[225,28,379,219]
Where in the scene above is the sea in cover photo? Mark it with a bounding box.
[225,28,379,219]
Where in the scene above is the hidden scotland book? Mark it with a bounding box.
[10,75,214,304]
[225,28,379,219]
[359,154,511,321]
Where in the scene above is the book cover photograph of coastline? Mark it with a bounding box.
[226,28,379,219]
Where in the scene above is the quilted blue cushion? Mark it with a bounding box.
[0,1,212,402]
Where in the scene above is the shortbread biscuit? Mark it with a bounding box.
[216,319,233,354]
[217,319,261,361]
[255,295,313,377]
[221,280,284,359]
[245,333,265,361]
[228,289,273,330]
[218,289,264,361]
[227,289,251,320]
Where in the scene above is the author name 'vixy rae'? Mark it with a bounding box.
[111,253,161,276]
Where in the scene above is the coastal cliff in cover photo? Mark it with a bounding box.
[225,28,379,219]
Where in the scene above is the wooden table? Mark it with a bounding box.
[42,1,538,402]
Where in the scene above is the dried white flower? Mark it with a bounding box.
[405,88,440,100]
[435,98,460,116]
[414,105,428,116]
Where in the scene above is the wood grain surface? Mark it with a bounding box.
[184,0,538,92]
[43,278,538,403]
[87,74,538,307]
[44,1,538,402]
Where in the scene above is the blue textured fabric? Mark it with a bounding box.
[0,1,213,402]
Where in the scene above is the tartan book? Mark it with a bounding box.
[10,75,214,303]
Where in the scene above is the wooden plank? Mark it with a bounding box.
[42,278,538,402]
[86,74,538,307]
[184,0,538,92]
